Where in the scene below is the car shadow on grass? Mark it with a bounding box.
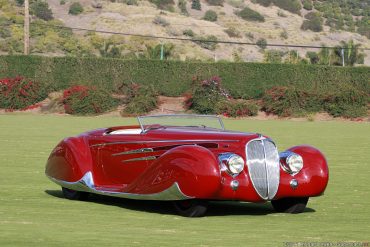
[45,190,315,216]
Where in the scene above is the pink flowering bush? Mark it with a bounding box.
[185,76,229,114]
[0,76,47,110]
[62,85,119,115]
[185,76,258,117]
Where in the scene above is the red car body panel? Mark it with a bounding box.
[45,123,329,203]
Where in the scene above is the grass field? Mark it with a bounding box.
[0,114,369,246]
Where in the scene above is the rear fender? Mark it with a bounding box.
[45,136,93,183]
[275,145,329,199]
[125,145,222,198]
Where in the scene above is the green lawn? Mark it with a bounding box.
[0,114,369,246]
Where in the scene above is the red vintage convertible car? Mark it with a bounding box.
[45,115,329,217]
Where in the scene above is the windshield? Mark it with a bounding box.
[137,114,225,132]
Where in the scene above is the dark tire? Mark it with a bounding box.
[173,200,208,217]
[271,197,309,213]
[62,187,89,201]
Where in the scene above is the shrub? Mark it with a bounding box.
[323,84,368,118]
[277,10,287,17]
[0,76,48,110]
[227,0,244,8]
[262,84,368,118]
[206,0,224,6]
[16,0,25,6]
[120,83,158,115]
[224,27,241,38]
[124,0,138,5]
[191,0,201,10]
[262,86,321,117]
[153,16,170,27]
[178,0,188,15]
[280,30,288,39]
[0,55,369,100]
[62,85,118,115]
[60,0,66,5]
[30,1,54,21]
[185,76,229,114]
[306,51,319,64]
[203,10,218,22]
[301,12,323,32]
[302,0,312,10]
[150,0,175,9]
[218,100,259,117]
[256,38,267,49]
[183,29,195,37]
[69,2,84,15]
[195,35,218,50]
[273,0,301,15]
[254,0,272,7]
[245,32,254,40]
[263,50,284,63]
[237,7,265,22]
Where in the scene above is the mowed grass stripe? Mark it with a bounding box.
[0,114,369,246]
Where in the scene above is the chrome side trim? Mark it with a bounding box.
[91,139,239,147]
[47,172,192,201]
[122,156,157,163]
[112,148,154,156]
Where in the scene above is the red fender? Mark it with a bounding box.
[274,145,329,199]
[124,145,222,198]
[45,136,93,182]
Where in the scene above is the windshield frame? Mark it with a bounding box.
[137,114,225,132]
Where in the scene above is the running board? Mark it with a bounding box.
[47,172,193,201]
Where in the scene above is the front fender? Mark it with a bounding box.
[45,136,93,183]
[274,145,329,199]
[124,145,222,199]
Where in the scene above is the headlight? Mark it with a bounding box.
[280,151,304,175]
[218,153,245,176]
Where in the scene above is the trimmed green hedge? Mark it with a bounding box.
[0,55,369,99]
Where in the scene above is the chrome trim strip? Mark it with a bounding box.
[112,148,154,156]
[122,156,157,163]
[47,172,192,201]
[91,139,239,147]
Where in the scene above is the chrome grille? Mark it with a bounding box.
[246,138,280,200]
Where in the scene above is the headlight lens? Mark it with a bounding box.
[286,154,303,174]
[218,153,245,176]
[280,151,304,175]
[228,155,245,174]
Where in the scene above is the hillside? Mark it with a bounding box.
[0,0,369,64]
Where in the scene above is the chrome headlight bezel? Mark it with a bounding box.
[279,151,304,175]
[218,153,245,176]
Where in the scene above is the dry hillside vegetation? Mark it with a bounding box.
[0,0,369,63]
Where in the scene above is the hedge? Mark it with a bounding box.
[0,55,369,99]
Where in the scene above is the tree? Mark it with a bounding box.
[69,2,84,15]
[263,50,284,63]
[99,42,121,58]
[333,40,365,66]
[256,38,267,49]
[30,0,53,21]
[203,10,218,22]
[191,0,201,10]
[141,43,175,60]
[301,12,323,32]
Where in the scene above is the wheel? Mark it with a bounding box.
[62,187,89,201]
[173,200,208,217]
[271,197,309,213]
